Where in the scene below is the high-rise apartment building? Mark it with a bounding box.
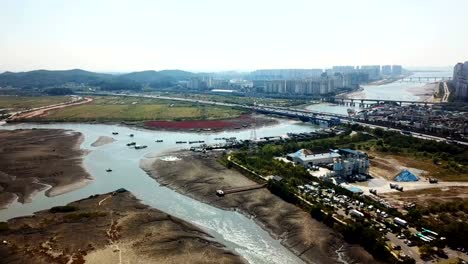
[381,65,392,76]
[332,66,356,74]
[359,65,381,80]
[392,65,402,76]
[453,61,468,101]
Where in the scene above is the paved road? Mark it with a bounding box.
[442,81,450,102]
[386,233,423,263]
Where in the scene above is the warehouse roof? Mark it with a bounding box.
[288,149,341,161]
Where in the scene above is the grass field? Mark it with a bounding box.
[35,96,245,122]
[149,91,307,107]
[0,96,71,111]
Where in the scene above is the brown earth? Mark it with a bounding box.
[144,114,277,132]
[141,151,379,264]
[0,189,243,264]
[0,129,91,209]
[369,152,432,180]
[381,186,468,207]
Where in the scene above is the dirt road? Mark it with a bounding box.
[9,96,93,120]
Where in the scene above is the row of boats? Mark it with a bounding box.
[112,132,134,137]
[176,140,205,144]
[125,142,147,149]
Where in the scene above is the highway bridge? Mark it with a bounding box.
[399,76,452,82]
[328,97,441,107]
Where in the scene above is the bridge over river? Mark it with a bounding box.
[328,97,444,107]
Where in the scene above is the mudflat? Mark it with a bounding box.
[141,151,378,264]
[0,189,243,264]
[0,129,91,208]
[91,136,116,147]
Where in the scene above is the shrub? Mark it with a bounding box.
[0,222,9,231]
[49,205,78,213]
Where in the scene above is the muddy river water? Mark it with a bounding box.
[0,120,320,264]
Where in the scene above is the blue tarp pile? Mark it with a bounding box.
[346,186,364,194]
[394,169,419,182]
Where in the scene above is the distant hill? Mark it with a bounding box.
[0,69,197,91]
[121,70,195,83]
[0,69,112,89]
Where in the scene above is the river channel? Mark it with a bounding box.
[0,119,318,264]
[306,70,453,115]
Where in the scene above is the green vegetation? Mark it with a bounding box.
[152,91,307,107]
[45,87,74,95]
[358,126,468,181]
[0,69,194,91]
[406,200,468,250]
[49,205,78,213]
[34,96,245,122]
[231,131,374,186]
[0,96,71,111]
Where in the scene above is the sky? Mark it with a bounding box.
[1,0,467,72]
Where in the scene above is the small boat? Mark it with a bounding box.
[129,134,134,137]
[126,142,136,146]
[198,140,205,143]
[112,132,119,135]
[176,141,187,144]
[155,140,163,143]
[135,145,147,149]
[189,141,198,144]
[106,168,112,172]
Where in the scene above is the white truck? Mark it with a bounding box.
[350,209,364,218]
[394,217,408,227]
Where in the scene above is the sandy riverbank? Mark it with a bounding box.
[407,82,437,102]
[91,136,116,147]
[0,189,243,264]
[141,151,379,264]
[0,129,92,209]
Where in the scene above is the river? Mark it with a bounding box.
[0,119,318,264]
[306,70,453,115]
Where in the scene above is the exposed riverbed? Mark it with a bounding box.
[0,119,315,264]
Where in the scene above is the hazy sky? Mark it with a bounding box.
[1,0,467,72]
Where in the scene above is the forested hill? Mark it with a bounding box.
[0,69,197,91]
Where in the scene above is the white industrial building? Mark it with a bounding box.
[287,148,370,180]
[333,149,369,179]
[287,149,341,166]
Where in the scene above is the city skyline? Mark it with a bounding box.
[1,0,467,72]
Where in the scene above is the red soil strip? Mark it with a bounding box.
[144,114,255,130]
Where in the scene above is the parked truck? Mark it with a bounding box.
[429,178,438,184]
[350,209,364,218]
[394,217,408,227]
